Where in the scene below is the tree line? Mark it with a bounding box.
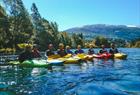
[0,0,139,54]
[0,0,84,53]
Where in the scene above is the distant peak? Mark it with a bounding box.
[126,25,138,27]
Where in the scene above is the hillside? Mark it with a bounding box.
[65,24,140,41]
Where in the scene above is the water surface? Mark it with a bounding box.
[0,48,140,95]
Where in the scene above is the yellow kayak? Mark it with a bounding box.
[114,53,127,59]
[48,54,93,64]
[85,55,94,60]
[74,54,87,61]
[58,57,80,64]
[47,59,64,66]
[48,54,72,59]
[65,57,81,64]
[64,54,72,58]
[48,54,61,59]
[48,54,80,64]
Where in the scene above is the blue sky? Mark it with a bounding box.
[6,0,140,30]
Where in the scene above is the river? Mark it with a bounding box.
[0,48,140,95]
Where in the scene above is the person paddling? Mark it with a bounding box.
[75,45,84,54]
[45,44,55,57]
[109,43,119,54]
[57,43,67,57]
[88,44,95,55]
[18,45,33,63]
[66,45,73,54]
[99,45,108,54]
[32,45,41,58]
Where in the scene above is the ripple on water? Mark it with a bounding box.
[0,91,16,95]
[76,83,128,95]
[0,48,140,95]
[116,80,140,94]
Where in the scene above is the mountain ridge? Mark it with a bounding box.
[65,24,140,41]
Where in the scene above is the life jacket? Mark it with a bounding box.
[66,50,73,54]
[46,49,55,56]
[99,49,107,54]
[18,51,33,63]
[109,48,119,54]
[75,49,84,54]
[32,50,41,58]
[88,48,94,55]
[57,49,67,57]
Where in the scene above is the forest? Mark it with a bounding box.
[0,0,139,54]
[0,0,85,53]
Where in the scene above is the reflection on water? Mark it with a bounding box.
[0,48,140,95]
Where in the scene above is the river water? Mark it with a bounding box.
[0,48,140,95]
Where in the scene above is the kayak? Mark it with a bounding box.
[93,53,113,59]
[64,54,72,58]
[85,55,94,60]
[74,54,87,61]
[114,53,127,59]
[64,57,81,64]
[47,59,64,66]
[48,54,61,59]
[9,59,49,68]
[48,54,80,64]
[48,54,72,59]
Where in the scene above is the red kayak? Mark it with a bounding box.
[93,53,113,59]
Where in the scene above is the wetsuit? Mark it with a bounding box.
[88,48,94,55]
[66,50,73,54]
[18,51,33,63]
[46,49,55,56]
[75,49,84,54]
[109,48,119,54]
[57,49,67,57]
[32,49,41,58]
[99,49,107,54]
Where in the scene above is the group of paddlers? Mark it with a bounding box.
[18,43,119,63]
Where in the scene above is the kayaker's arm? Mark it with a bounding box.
[44,52,48,59]
[116,49,119,53]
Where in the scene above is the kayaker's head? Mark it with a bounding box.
[66,45,70,50]
[77,45,81,50]
[25,45,32,52]
[59,43,64,50]
[111,43,115,49]
[33,45,38,50]
[48,44,53,50]
[89,44,93,49]
[101,45,105,49]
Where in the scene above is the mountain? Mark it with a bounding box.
[65,24,140,41]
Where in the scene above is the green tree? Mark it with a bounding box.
[0,4,11,48]
[94,36,110,47]
[72,33,84,48]
[31,3,52,50]
[59,32,72,47]
[2,0,34,48]
[49,22,60,49]
[0,4,6,17]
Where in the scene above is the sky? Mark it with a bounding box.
[3,0,140,30]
